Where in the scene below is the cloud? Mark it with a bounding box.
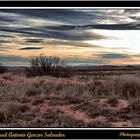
[45,39,103,48]
[24,39,44,43]
[0,9,140,66]
[85,23,140,30]
[0,55,31,62]
[0,40,11,44]
[0,35,15,38]
[0,46,12,51]
[64,57,108,65]
[0,9,139,29]
[0,9,139,47]
[2,10,98,25]
[0,49,8,51]
[0,26,109,41]
[50,23,140,31]
[101,53,132,59]
[19,47,44,50]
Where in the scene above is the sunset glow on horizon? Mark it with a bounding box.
[0,9,140,66]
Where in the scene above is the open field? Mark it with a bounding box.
[0,65,140,127]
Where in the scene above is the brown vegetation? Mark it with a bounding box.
[0,64,140,127]
[26,55,71,78]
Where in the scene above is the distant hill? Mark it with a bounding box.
[5,64,140,72]
[7,66,27,72]
[69,65,140,71]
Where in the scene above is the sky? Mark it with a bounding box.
[0,9,140,66]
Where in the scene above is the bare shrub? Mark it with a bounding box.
[26,55,71,78]
[0,63,7,73]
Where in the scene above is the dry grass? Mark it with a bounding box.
[1,72,140,101]
[43,108,86,127]
[0,70,140,127]
[0,101,30,122]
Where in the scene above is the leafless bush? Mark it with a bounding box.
[26,55,71,78]
[0,63,7,73]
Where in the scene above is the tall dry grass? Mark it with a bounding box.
[0,73,140,101]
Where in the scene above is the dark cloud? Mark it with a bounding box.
[25,39,44,43]
[0,27,39,36]
[89,23,140,30]
[0,35,15,38]
[101,53,131,59]
[0,26,108,41]
[1,10,98,25]
[19,47,44,50]
[50,23,140,30]
[0,40,11,43]
[0,9,139,46]
[0,16,16,23]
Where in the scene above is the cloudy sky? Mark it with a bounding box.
[0,9,140,66]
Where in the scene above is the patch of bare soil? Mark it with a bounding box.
[26,97,91,123]
[57,105,94,124]
[24,97,133,127]
[89,98,130,112]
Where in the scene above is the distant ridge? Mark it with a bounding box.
[69,64,140,71]
[5,64,140,72]
[6,66,27,72]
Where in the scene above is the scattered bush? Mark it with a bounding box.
[26,55,71,78]
[0,63,7,73]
